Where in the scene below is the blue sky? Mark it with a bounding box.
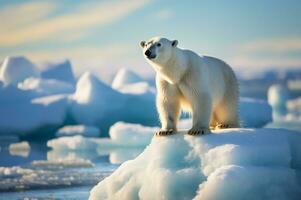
[0,0,300,81]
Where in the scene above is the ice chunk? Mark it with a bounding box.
[40,60,75,84]
[56,125,100,137]
[112,68,144,89]
[107,122,158,146]
[49,122,157,151]
[239,98,272,127]
[47,135,101,151]
[8,141,30,157]
[0,56,40,86]
[18,77,75,96]
[89,128,301,200]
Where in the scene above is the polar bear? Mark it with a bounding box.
[140,37,240,136]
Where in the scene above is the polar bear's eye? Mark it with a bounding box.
[157,43,161,47]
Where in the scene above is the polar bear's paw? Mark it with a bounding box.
[187,128,210,136]
[156,129,175,137]
[215,124,231,129]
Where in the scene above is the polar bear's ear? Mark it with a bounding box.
[140,41,146,48]
[172,40,178,47]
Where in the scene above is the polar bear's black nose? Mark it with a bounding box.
[145,50,151,57]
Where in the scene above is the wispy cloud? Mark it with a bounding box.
[230,56,301,69]
[0,0,151,47]
[230,37,301,71]
[153,9,173,20]
[240,37,301,53]
[0,2,55,31]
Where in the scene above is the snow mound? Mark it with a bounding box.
[89,128,301,200]
[56,125,100,137]
[18,77,75,96]
[112,68,144,89]
[239,98,272,127]
[0,56,40,86]
[41,60,75,84]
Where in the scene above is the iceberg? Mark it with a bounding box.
[40,60,75,85]
[111,68,144,90]
[0,56,40,86]
[89,128,301,200]
[70,72,157,134]
[0,85,67,137]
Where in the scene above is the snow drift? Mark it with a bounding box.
[89,128,301,200]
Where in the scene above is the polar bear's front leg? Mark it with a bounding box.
[156,76,181,136]
[188,93,212,135]
[179,81,212,136]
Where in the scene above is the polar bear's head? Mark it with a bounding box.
[140,37,178,65]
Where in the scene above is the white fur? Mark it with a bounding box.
[141,37,239,132]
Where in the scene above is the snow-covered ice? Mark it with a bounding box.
[111,68,144,90]
[107,122,158,147]
[0,56,40,86]
[89,128,301,200]
[40,60,75,85]
[55,125,100,137]
[70,72,157,134]
[116,81,156,95]
[18,77,75,96]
